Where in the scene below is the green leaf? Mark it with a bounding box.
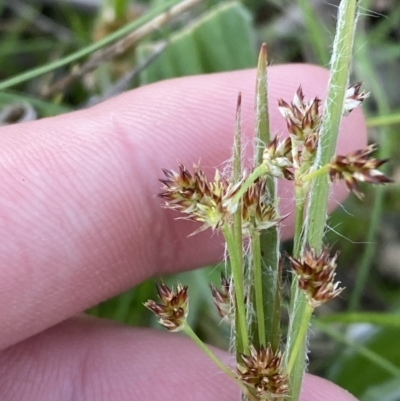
[361,378,400,401]
[137,2,256,84]
[318,312,400,328]
[325,326,400,397]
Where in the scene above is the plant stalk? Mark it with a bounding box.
[287,1,360,400]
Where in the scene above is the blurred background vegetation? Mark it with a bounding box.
[1,0,400,399]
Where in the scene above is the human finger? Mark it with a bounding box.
[0,316,358,401]
[0,65,366,349]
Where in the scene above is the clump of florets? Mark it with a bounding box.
[210,273,233,323]
[237,344,288,399]
[160,165,284,235]
[144,283,189,331]
[278,86,321,144]
[343,82,370,116]
[329,144,392,199]
[159,165,231,233]
[287,246,344,308]
[262,137,294,180]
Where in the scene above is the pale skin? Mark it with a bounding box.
[0,65,364,400]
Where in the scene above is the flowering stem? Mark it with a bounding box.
[251,231,266,347]
[286,303,313,374]
[222,226,249,354]
[182,322,258,401]
[253,43,281,352]
[301,164,330,183]
[183,324,239,383]
[293,185,306,257]
[231,94,248,357]
[231,164,268,208]
[288,1,360,399]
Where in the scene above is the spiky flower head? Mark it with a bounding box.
[329,144,392,199]
[237,344,288,399]
[241,177,285,235]
[210,274,233,323]
[144,283,189,332]
[287,246,344,309]
[159,164,230,233]
[278,86,321,143]
[262,137,294,180]
[343,82,370,116]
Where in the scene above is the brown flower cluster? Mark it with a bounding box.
[237,344,288,399]
[278,87,321,144]
[241,177,284,234]
[274,87,322,175]
[210,274,233,323]
[343,82,370,116]
[144,283,189,332]
[159,164,230,233]
[262,137,294,180]
[287,246,344,308]
[329,144,392,199]
[160,165,282,235]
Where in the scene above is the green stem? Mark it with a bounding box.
[287,1,360,400]
[253,44,280,350]
[251,232,266,347]
[114,0,129,20]
[305,0,359,248]
[183,324,238,382]
[301,164,330,183]
[230,164,267,208]
[293,186,306,257]
[232,93,246,356]
[287,303,313,374]
[270,261,282,352]
[254,43,270,164]
[222,226,249,354]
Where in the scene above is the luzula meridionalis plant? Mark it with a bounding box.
[144,1,392,400]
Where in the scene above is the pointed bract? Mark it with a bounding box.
[343,82,370,116]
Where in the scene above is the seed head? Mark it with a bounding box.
[159,164,230,232]
[237,344,288,399]
[343,82,369,116]
[241,177,285,235]
[329,144,392,199]
[262,137,294,180]
[278,86,321,143]
[287,246,344,308]
[144,283,189,332]
[210,274,233,323]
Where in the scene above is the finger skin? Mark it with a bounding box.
[0,316,358,401]
[0,65,366,349]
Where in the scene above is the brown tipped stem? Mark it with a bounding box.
[254,43,269,165]
[230,96,248,356]
[234,92,242,180]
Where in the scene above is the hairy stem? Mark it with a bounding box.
[223,226,249,354]
[287,1,360,400]
[251,232,266,347]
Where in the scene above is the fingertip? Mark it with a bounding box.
[301,374,359,401]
